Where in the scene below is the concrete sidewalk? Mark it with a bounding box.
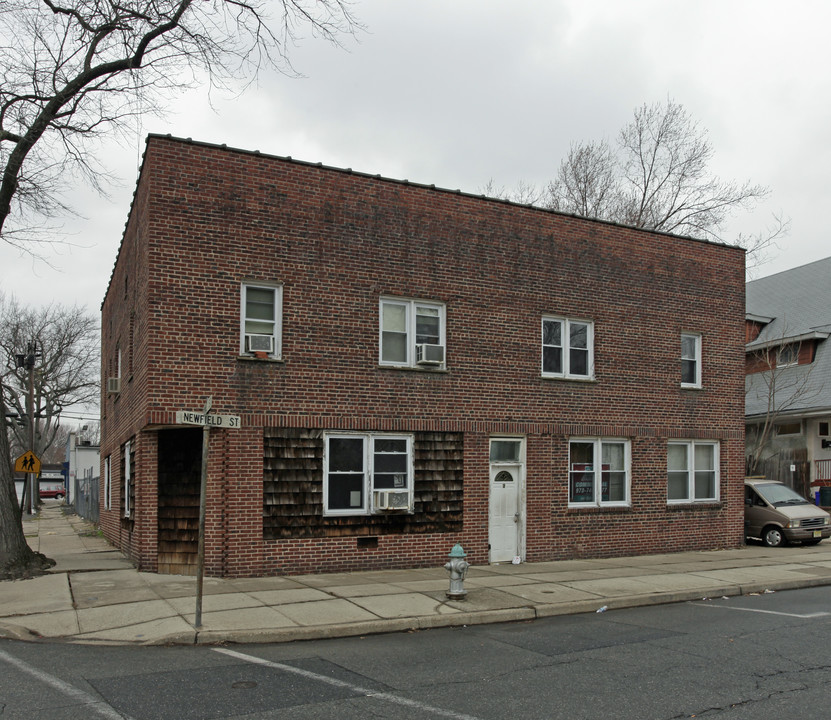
[3,504,831,646]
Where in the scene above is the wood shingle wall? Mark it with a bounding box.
[263,429,463,539]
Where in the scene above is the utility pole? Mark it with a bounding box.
[15,341,40,515]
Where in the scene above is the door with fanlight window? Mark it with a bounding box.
[489,438,525,563]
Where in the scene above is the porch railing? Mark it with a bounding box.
[816,459,831,482]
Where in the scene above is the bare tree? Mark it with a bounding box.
[480,178,544,206]
[1,296,99,461]
[745,339,824,477]
[0,389,54,579]
[0,0,360,250]
[0,0,358,580]
[547,139,618,220]
[542,100,788,269]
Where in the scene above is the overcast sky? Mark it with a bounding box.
[3,0,830,314]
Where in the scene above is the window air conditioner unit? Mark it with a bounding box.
[373,489,410,511]
[246,334,274,354]
[107,377,121,394]
[415,343,444,365]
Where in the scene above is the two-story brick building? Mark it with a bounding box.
[99,135,746,577]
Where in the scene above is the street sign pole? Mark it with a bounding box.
[195,396,212,629]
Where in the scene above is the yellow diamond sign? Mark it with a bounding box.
[14,452,41,475]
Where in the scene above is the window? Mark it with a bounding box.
[241,283,281,357]
[542,317,594,379]
[777,343,799,368]
[122,440,132,518]
[667,441,719,503]
[819,422,830,437]
[775,422,801,436]
[324,433,413,515]
[490,439,522,463]
[103,455,111,511]
[568,438,630,507]
[681,333,701,387]
[379,298,445,368]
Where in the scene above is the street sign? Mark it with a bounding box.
[176,411,241,428]
[14,451,41,475]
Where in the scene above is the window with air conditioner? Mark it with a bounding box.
[380,298,445,369]
[323,433,414,515]
[240,282,281,358]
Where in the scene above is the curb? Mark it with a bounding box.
[4,575,831,647]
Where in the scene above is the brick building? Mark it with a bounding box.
[99,135,746,577]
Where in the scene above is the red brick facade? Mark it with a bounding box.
[100,135,746,577]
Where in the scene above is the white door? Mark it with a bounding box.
[489,465,521,562]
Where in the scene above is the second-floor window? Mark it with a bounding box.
[241,283,281,358]
[681,333,701,388]
[379,298,445,369]
[542,317,594,380]
[777,343,799,367]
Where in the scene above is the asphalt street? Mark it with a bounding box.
[2,585,830,719]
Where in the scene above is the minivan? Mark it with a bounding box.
[745,478,831,547]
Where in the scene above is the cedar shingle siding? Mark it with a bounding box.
[263,429,463,539]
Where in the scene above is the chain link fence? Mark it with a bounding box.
[74,466,99,523]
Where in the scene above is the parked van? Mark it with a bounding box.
[744,478,831,547]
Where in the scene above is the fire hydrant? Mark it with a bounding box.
[444,543,469,600]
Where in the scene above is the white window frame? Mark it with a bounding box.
[489,437,524,464]
[542,316,594,380]
[240,282,282,358]
[123,440,131,518]
[379,297,446,369]
[681,333,702,388]
[567,438,631,508]
[777,343,800,368]
[323,433,414,516]
[667,440,720,504]
[104,455,111,511]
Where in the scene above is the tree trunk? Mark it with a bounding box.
[0,387,54,580]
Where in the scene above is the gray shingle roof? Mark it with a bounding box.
[745,257,831,417]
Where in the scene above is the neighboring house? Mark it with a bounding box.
[745,257,831,500]
[65,431,101,506]
[99,135,746,578]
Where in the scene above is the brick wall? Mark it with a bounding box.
[99,135,746,577]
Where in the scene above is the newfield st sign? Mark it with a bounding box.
[175,399,241,628]
[175,410,240,429]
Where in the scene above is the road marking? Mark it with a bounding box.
[214,647,485,720]
[0,648,134,720]
[692,603,831,619]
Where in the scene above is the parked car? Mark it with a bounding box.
[745,478,831,547]
[39,484,65,500]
